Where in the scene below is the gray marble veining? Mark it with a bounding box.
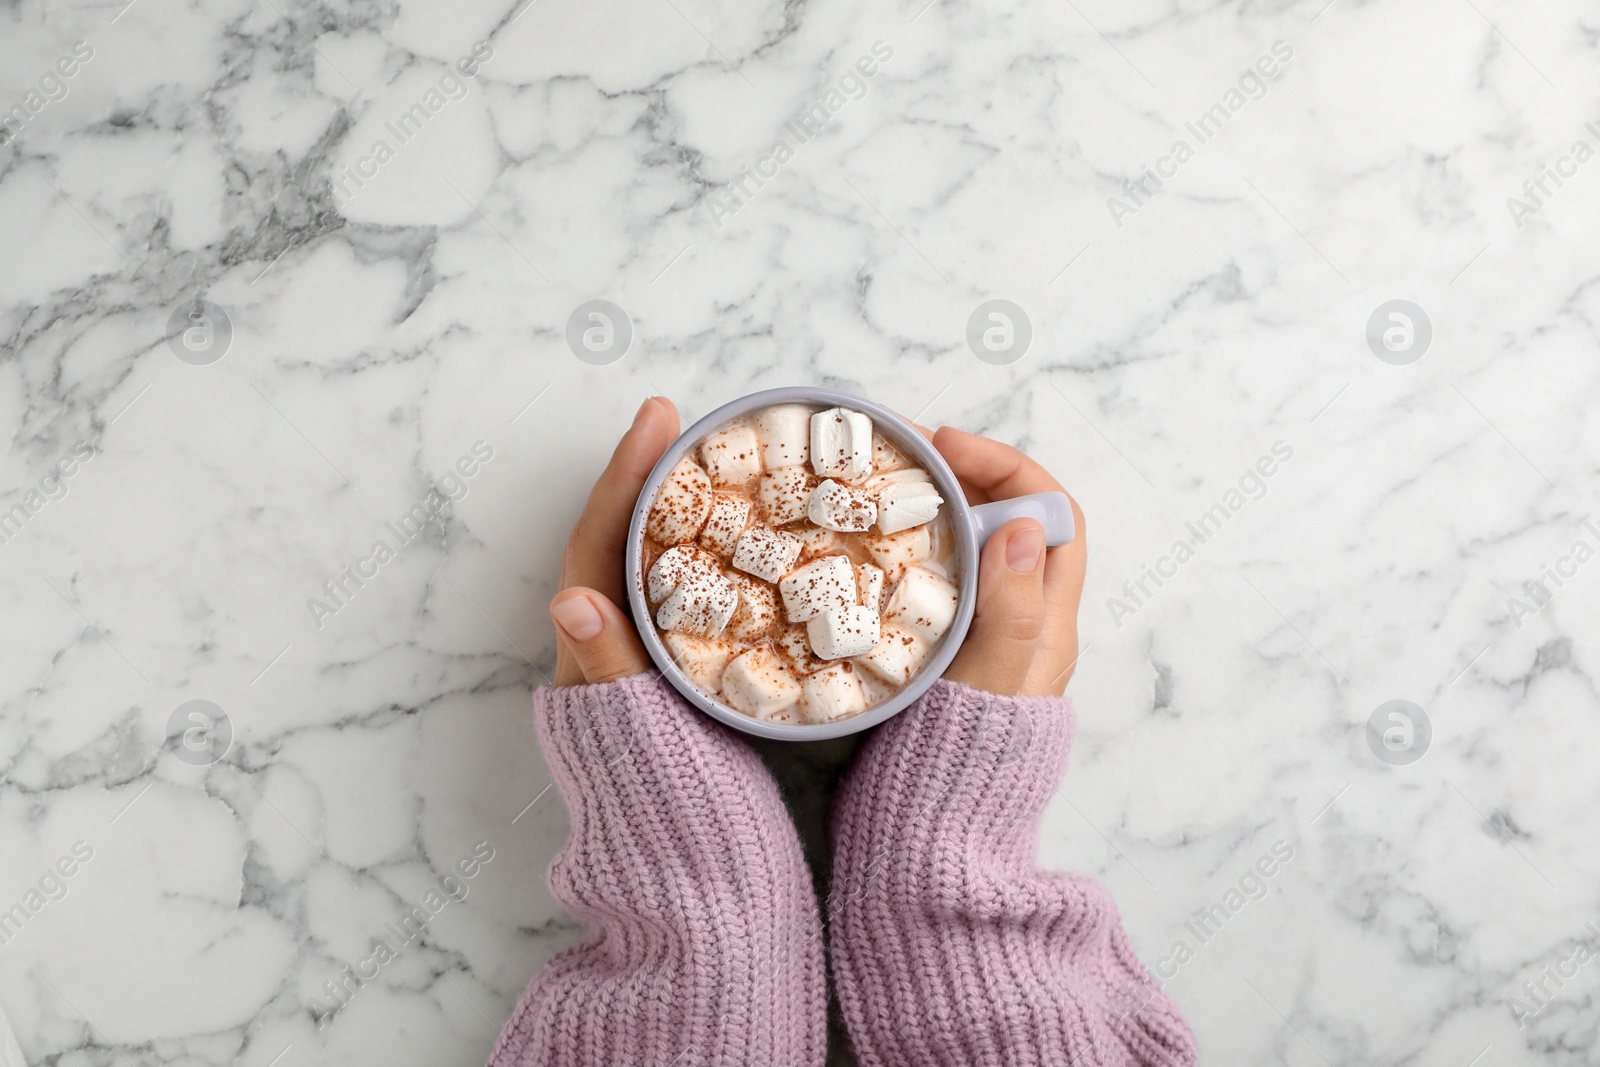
[1,0,1597,1063]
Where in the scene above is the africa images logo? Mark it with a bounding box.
[306,441,495,630]
[0,41,94,147]
[701,42,895,229]
[310,841,496,1027]
[1106,41,1294,228]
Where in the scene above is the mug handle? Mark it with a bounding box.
[970,491,1075,547]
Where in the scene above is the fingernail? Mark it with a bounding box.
[552,594,605,641]
[632,397,659,427]
[1007,525,1045,572]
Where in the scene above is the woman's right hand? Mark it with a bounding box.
[934,428,1087,697]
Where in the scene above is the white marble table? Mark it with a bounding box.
[2,0,1597,1063]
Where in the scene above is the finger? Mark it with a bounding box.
[1042,491,1087,606]
[944,518,1048,696]
[550,587,653,685]
[931,426,1065,501]
[562,397,681,604]
[1023,491,1087,695]
[936,423,1083,580]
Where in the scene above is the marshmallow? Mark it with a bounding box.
[793,524,839,563]
[807,479,877,532]
[876,480,943,535]
[699,424,763,490]
[756,466,814,526]
[799,663,867,723]
[726,573,780,642]
[872,433,910,474]
[863,467,934,492]
[755,404,813,469]
[655,565,738,637]
[646,457,713,545]
[774,625,825,676]
[856,622,931,686]
[857,670,899,707]
[884,565,959,643]
[647,544,720,603]
[779,555,857,623]
[807,604,881,660]
[731,525,803,584]
[856,563,885,610]
[810,407,873,481]
[663,632,738,691]
[699,492,752,556]
[861,526,932,583]
[720,646,802,721]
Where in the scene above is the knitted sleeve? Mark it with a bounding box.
[488,671,826,1067]
[827,679,1197,1067]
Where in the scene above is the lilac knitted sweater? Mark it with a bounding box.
[488,672,1195,1067]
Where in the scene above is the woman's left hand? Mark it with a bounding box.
[549,397,680,686]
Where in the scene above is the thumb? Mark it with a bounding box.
[550,587,653,685]
[945,519,1047,696]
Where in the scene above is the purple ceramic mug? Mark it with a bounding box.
[625,386,1075,740]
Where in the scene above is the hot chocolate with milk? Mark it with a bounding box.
[640,403,959,724]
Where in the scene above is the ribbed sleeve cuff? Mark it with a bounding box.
[534,669,706,787]
[489,672,827,1067]
[828,680,1196,1067]
[827,681,1074,925]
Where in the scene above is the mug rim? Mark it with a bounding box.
[624,386,979,740]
